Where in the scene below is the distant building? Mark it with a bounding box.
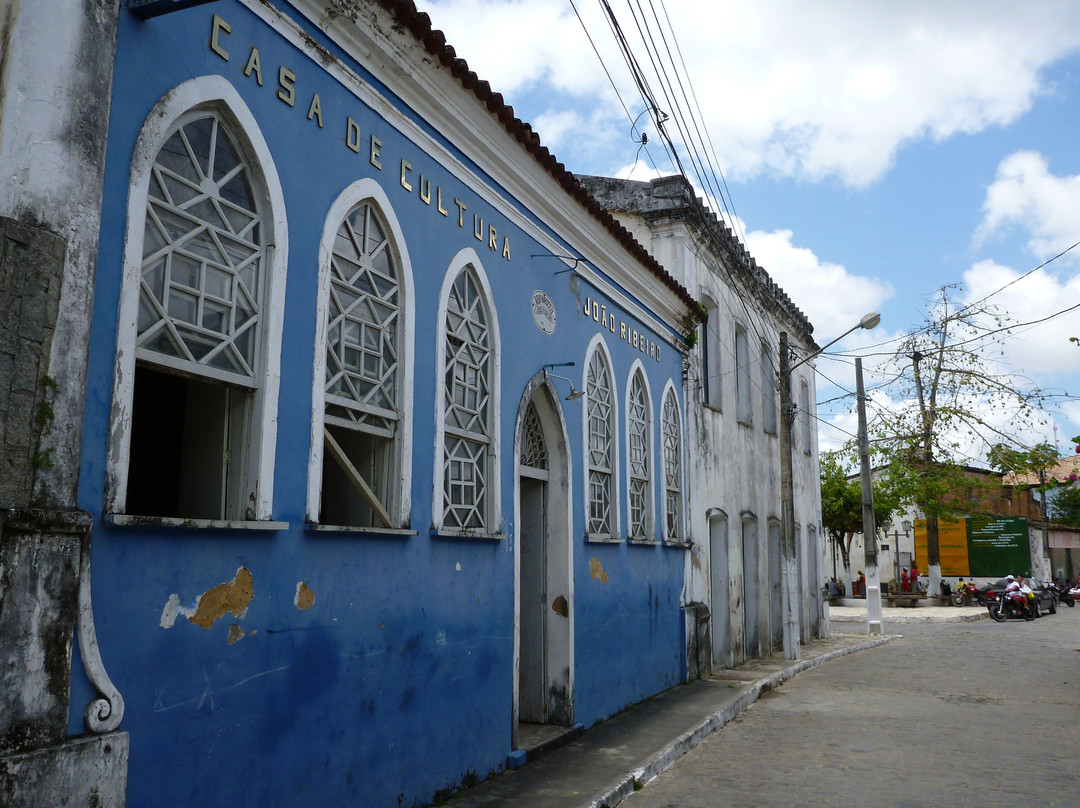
[578,175,825,672]
[842,465,1053,589]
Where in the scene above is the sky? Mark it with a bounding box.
[413,0,1080,462]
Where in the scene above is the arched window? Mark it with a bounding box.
[108,84,287,523]
[440,262,496,531]
[701,296,721,409]
[761,339,777,435]
[735,324,752,425]
[319,201,403,527]
[585,342,616,538]
[662,386,684,542]
[626,368,652,540]
[800,378,812,455]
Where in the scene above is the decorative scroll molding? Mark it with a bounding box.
[77,523,125,734]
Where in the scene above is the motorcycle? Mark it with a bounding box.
[951,581,996,607]
[989,592,1036,622]
[950,580,974,607]
[1045,580,1075,607]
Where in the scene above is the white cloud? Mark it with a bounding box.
[961,258,1080,377]
[415,0,1080,185]
[743,228,893,342]
[975,151,1080,257]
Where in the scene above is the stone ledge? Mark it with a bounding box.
[0,731,128,808]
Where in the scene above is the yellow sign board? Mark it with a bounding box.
[914,518,971,576]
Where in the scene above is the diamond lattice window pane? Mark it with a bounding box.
[520,401,548,469]
[586,349,614,534]
[137,115,264,380]
[628,372,650,539]
[324,202,401,435]
[662,390,683,541]
[443,267,492,529]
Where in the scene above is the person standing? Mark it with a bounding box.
[910,563,920,592]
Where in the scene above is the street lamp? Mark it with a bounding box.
[779,312,881,659]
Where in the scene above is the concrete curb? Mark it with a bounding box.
[584,636,895,808]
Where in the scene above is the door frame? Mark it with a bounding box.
[512,372,574,746]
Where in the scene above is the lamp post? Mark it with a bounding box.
[887,521,911,593]
[780,312,880,659]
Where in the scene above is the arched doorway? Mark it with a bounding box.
[708,510,731,669]
[513,376,573,748]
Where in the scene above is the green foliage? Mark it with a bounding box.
[820,451,862,543]
[987,440,1062,492]
[820,450,902,570]
[1049,484,1080,526]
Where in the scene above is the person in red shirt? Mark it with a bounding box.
[910,563,920,592]
[901,567,910,593]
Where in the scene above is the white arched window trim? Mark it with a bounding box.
[431,248,502,537]
[660,379,687,545]
[582,334,620,542]
[105,76,288,523]
[624,360,655,542]
[306,179,415,529]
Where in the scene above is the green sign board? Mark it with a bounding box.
[915,516,1031,577]
[966,516,1030,577]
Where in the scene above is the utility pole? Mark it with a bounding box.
[856,358,883,634]
[778,314,879,658]
[779,332,801,660]
[911,350,941,599]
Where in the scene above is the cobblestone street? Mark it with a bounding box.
[622,607,1080,807]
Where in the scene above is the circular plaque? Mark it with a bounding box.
[531,290,556,334]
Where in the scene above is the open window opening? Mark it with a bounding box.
[126,364,252,520]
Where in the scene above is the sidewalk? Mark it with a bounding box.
[446,631,892,808]
[828,603,989,623]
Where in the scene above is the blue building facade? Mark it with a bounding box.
[65,1,702,805]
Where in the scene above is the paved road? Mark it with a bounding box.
[622,606,1080,807]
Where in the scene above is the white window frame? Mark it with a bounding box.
[761,339,777,435]
[800,378,812,456]
[661,381,685,544]
[105,76,288,522]
[582,335,620,541]
[625,362,654,542]
[432,248,501,536]
[307,180,415,528]
[735,323,752,426]
[701,296,721,410]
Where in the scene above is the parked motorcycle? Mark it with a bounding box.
[950,580,974,606]
[952,582,997,607]
[989,592,1035,622]
[1045,580,1075,607]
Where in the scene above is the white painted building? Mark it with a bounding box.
[579,175,825,672]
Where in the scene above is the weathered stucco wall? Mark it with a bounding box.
[0,2,126,806]
[0,0,119,508]
[577,175,824,671]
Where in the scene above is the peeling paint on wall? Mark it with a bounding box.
[294,581,314,610]
[227,624,245,645]
[588,557,609,584]
[159,567,254,631]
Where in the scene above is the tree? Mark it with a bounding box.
[868,285,1047,594]
[1049,484,1080,525]
[820,450,901,592]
